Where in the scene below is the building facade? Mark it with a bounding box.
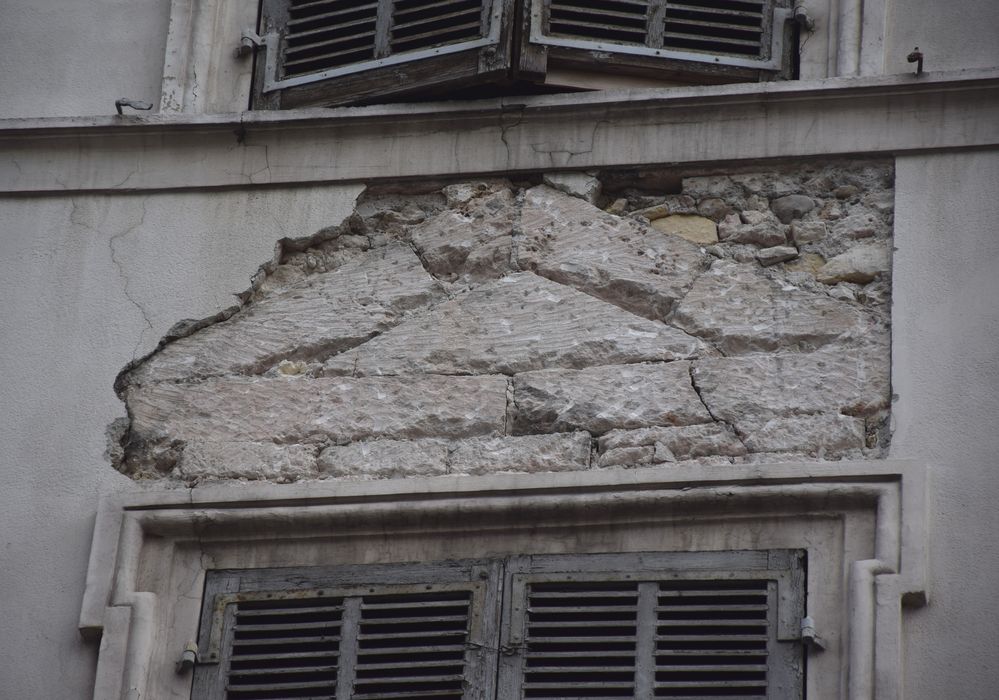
[1,1,998,698]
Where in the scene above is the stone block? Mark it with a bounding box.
[318,439,448,479]
[791,220,827,244]
[512,362,711,435]
[696,197,733,222]
[324,273,708,377]
[448,433,592,475]
[129,244,443,385]
[717,213,787,247]
[410,187,516,282]
[177,441,318,482]
[756,245,798,267]
[596,446,656,468]
[740,413,865,456]
[651,214,719,244]
[518,186,709,321]
[127,374,509,446]
[672,260,874,354]
[816,242,890,284]
[692,342,890,425]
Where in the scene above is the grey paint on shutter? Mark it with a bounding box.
[193,560,503,700]
[498,550,805,699]
[529,0,793,72]
[253,0,514,108]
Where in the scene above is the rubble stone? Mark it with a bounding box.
[717,213,787,247]
[770,194,816,223]
[696,197,733,222]
[816,242,890,284]
[324,273,708,376]
[756,245,798,267]
[512,362,711,435]
[791,220,826,244]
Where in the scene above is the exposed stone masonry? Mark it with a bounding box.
[114,161,894,483]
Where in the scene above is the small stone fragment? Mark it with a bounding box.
[833,212,881,240]
[784,252,826,275]
[599,423,747,460]
[696,197,733,222]
[449,433,592,475]
[717,213,787,247]
[791,220,826,244]
[512,362,712,435]
[756,245,798,267]
[833,185,860,199]
[770,194,816,223]
[605,198,628,215]
[651,214,719,244]
[816,242,890,284]
[633,195,697,220]
[543,172,603,204]
[318,439,448,479]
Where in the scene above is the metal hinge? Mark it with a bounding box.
[801,616,825,651]
[235,29,265,58]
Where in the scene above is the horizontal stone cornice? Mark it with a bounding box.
[3,69,998,194]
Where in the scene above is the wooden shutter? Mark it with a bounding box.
[253,0,517,108]
[193,559,503,699]
[519,0,795,84]
[498,550,805,699]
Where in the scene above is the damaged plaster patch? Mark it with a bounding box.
[112,162,895,483]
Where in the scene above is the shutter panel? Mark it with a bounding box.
[498,551,804,699]
[253,0,516,108]
[193,560,503,700]
[521,0,794,84]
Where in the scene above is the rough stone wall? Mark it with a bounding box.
[113,161,893,484]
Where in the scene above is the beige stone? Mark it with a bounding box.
[129,244,443,385]
[785,252,827,275]
[518,186,709,321]
[448,433,592,475]
[512,362,712,435]
[672,260,876,354]
[127,374,509,446]
[651,214,719,244]
[324,272,708,377]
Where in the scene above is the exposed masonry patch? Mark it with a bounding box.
[112,161,894,484]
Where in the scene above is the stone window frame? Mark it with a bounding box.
[80,458,926,700]
[157,0,890,114]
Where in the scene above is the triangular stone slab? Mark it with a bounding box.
[324,272,710,377]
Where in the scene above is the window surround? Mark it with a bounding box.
[157,0,887,114]
[81,459,927,700]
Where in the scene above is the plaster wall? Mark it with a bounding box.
[891,150,999,697]
[0,184,362,698]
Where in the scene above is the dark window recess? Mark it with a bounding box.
[193,551,804,699]
[249,0,794,108]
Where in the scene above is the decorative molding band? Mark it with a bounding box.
[2,70,998,194]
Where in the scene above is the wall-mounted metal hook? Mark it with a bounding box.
[907,47,924,76]
[115,99,153,116]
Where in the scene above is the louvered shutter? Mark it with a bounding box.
[253,0,517,108]
[193,560,503,699]
[497,550,804,699]
[519,0,795,84]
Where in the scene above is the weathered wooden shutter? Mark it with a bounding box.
[519,0,795,84]
[253,0,516,108]
[193,559,503,699]
[497,550,804,699]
